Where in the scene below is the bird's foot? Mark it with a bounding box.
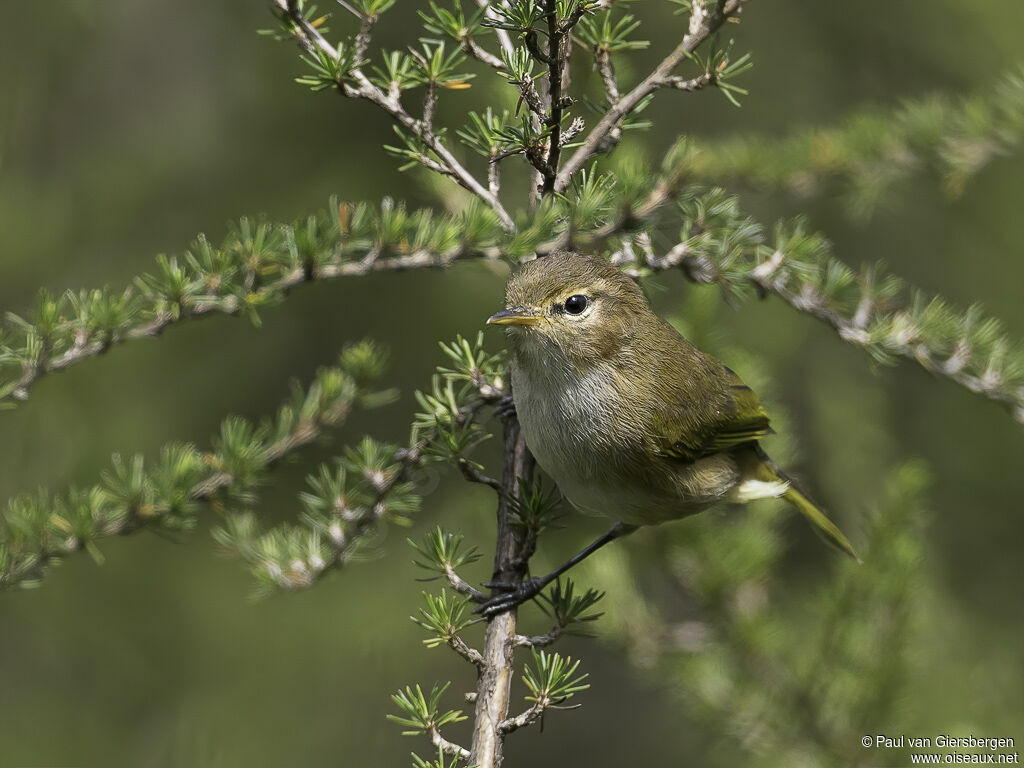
[474,576,546,618]
[495,395,517,421]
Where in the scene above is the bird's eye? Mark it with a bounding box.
[563,295,589,315]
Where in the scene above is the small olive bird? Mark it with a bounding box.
[480,250,857,616]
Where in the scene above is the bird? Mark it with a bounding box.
[480,250,857,616]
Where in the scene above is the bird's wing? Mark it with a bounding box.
[654,365,773,463]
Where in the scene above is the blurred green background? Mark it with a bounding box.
[1,1,1022,766]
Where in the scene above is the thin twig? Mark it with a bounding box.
[272,0,515,230]
[472,0,516,61]
[449,635,485,667]
[498,702,545,734]
[429,727,471,760]
[443,564,489,603]
[513,626,563,647]
[594,48,620,104]
[457,457,502,491]
[554,0,748,192]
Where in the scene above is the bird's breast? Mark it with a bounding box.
[511,360,647,501]
[510,358,738,525]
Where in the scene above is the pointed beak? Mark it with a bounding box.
[486,306,542,327]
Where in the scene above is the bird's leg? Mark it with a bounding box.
[494,394,517,421]
[475,521,638,618]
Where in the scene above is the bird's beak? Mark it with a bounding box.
[486,306,542,327]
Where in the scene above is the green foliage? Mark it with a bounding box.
[411,747,471,768]
[684,66,1024,213]
[592,461,931,767]
[1,345,388,589]
[408,42,474,90]
[481,0,547,35]
[4,169,1021,422]
[7,1,1024,763]
[410,526,481,574]
[505,477,565,534]
[521,649,590,706]
[659,181,1024,414]
[577,11,650,53]
[686,40,752,107]
[537,579,605,632]
[414,590,473,648]
[413,333,506,464]
[387,682,468,736]
[457,109,514,159]
[215,436,420,592]
[418,0,486,43]
[371,50,420,92]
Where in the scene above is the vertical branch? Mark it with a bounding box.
[468,401,536,768]
[542,0,566,194]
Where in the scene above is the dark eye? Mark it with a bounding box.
[563,295,589,315]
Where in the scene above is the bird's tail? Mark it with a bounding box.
[752,445,860,562]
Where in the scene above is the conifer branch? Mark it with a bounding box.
[0,343,389,589]
[554,0,749,192]
[680,66,1024,213]
[4,180,1021,423]
[638,185,1024,424]
[221,337,507,592]
[468,409,535,768]
[271,0,514,229]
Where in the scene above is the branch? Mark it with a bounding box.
[6,176,1022,423]
[663,72,716,92]
[0,346,383,588]
[457,457,502,491]
[467,406,535,768]
[498,702,545,734]
[0,200,510,410]
[513,627,562,648]
[271,0,514,230]
[639,185,1024,425]
[448,635,485,668]
[443,563,488,603]
[542,0,568,194]
[430,727,471,760]
[678,64,1024,214]
[472,0,516,63]
[222,351,507,591]
[554,0,748,192]
[216,441,426,591]
[594,48,619,105]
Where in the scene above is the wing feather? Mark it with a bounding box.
[654,364,772,463]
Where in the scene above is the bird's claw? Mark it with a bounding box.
[474,576,545,618]
[495,395,517,421]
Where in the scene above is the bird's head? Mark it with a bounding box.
[487,251,652,368]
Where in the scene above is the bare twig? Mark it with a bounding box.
[498,702,545,734]
[464,38,506,70]
[663,72,717,92]
[554,0,749,192]
[457,457,502,491]
[430,727,471,760]
[513,626,562,648]
[449,635,486,668]
[594,48,620,104]
[443,564,489,603]
[472,0,516,62]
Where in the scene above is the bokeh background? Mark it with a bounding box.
[1,1,1022,766]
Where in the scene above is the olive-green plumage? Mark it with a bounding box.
[489,250,857,560]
